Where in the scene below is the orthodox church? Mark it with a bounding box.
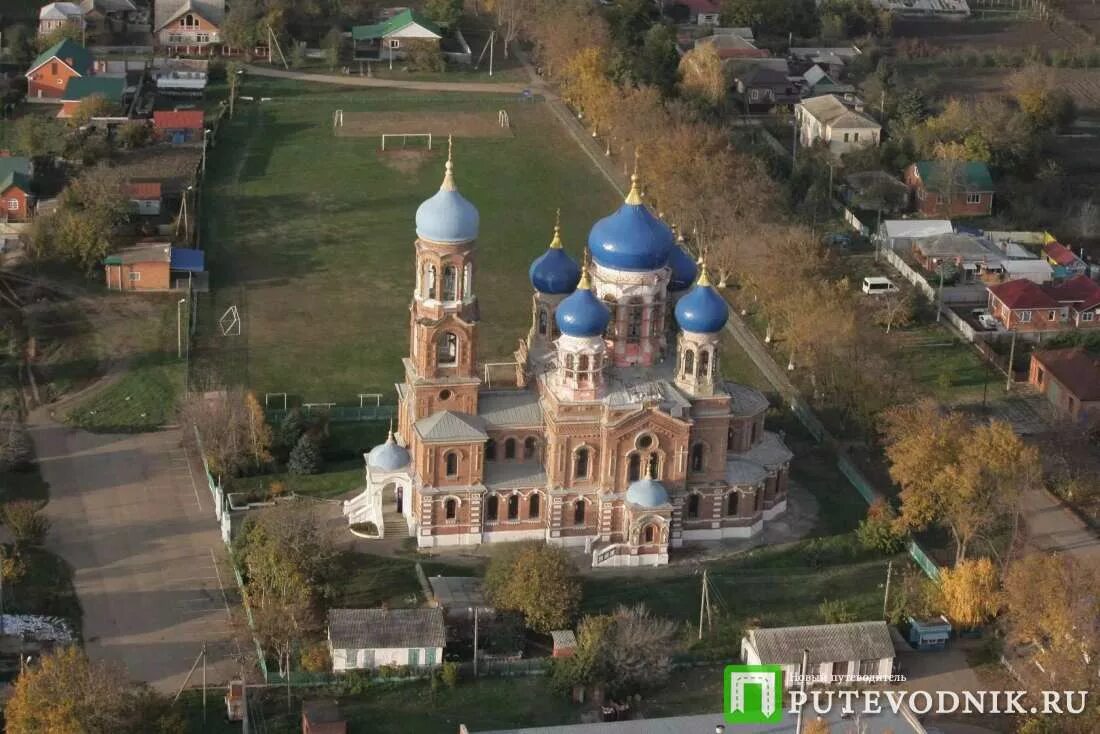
[344,144,793,567]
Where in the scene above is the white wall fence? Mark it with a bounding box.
[879,247,989,306]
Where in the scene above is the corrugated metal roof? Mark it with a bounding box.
[740,431,793,469]
[328,608,445,650]
[483,461,546,490]
[414,410,488,442]
[153,110,204,130]
[61,75,125,102]
[169,247,204,272]
[748,621,894,665]
[478,391,543,428]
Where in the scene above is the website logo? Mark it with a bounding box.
[724,664,783,724]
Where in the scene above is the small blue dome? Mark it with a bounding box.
[415,157,479,244]
[555,281,610,337]
[588,180,674,272]
[529,235,581,295]
[675,278,728,334]
[625,478,670,508]
[367,435,410,472]
[668,245,698,291]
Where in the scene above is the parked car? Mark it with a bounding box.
[861,276,899,295]
[971,308,998,330]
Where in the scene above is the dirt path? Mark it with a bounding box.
[243,64,531,95]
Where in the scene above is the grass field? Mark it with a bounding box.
[195,77,618,404]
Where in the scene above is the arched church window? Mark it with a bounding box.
[564,353,575,380]
[507,494,519,520]
[627,453,641,482]
[683,349,694,376]
[751,420,760,444]
[444,451,458,478]
[445,497,457,519]
[438,332,458,365]
[485,439,496,462]
[486,494,499,521]
[687,493,700,519]
[727,425,736,451]
[647,453,659,479]
[643,525,655,543]
[626,297,644,341]
[574,447,590,480]
[573,500,586,525]
[442,266,458,301]
[727,492,737,516]
[425,264,437,299]
[504,438,516,460]
[578,354,590,386]
[528,493,540,518]
[537,309,548,336]
[602,295,617,338]
[699,350,710,378]
[691,443,705,473]
[523,437,537,460]
[463,263,473,299]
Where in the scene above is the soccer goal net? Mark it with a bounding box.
[381,133,433,151]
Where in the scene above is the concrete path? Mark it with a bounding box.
[26,412,239,692]
[243,63,531,94]
[1020,486,1100,562]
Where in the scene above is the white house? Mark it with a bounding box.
[741,621,896,690]
[796,94,881,157]
[328,608,445,672]
[38,3,86,36]
[352,8,443,62]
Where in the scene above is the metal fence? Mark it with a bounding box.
[266,404,397,423]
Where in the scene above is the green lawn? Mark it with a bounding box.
[227,462,363,500]
[330,551,476,610]
[195,77,619,404]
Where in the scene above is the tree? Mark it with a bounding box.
[425,0,463,27]
[804,718,832,734]
[678,43,727,110]
[12,114,68,161]
[631,24,679,95]
[35,24,84,53]
[117,120,153,150]
[856,498,904,553]
[6,647,183,734]
[181,389,274,478]
[1009,65,1077,131]
[937,557,1000,629]
[69,94,114,127]
[33,165,129,271]
[0,420,34,471]
[287,432,322,475]
[221,0,263,58]
[405,40,446,72]
[1,500,50,547]
[5,25,37,68]
[819,598,858,624]
[321,27,343,71]
[485,541,581,633]
[485,0,536,58]
[871,291,914,334]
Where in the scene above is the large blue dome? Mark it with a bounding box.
[529,225,580,294]
[555,277,610,337]
[668,244,698,291]
[367,434,410,472]
[625,478,670,508]
[588,177,674,272]
[415,156,479,244]
[675,273,728,334]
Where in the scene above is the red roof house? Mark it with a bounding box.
[987,275,1100,333]
[678,0,721,23]
[1043,241,1089,278]
[153,110,204,143]
[1029,348,1100,422]
[127,181,162,215]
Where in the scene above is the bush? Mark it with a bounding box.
[287,433,323,475]
[0,424,34,471]
[405,40,445,73]
[349,521,378,536]
[299,641,331,673]
[856,499,905,554]
[439,660,459,688]
[820,598,858,624]
[1,501,50,547]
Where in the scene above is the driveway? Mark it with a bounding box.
[27,414,239,692]
[1021,486,1100,562]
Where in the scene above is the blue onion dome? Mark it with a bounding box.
[675,266,729,334]
[588,174,675,271]
[668,243,698,292]
[555,266,610,337]
[529,218,581,294]
[625,477,671,508]
[367,431,410,472]
[415,140,479,244]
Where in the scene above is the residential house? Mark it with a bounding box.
[789,46,862,76]
[352,9,443,62]
[841,170,909,215]
[38,3,86,36]
[795,94,880,156]
[0,157,34,223]
[154,0,225,56]
[987,275,1100,334]
[25,38,93,99]
[1029,348,1100,422]
[80,0,138,38]
[800,64,857,99]
[104,243,206,291]
[1043,241,1089,280]
[905,160,994,218]
[328,608,445,671]
[301,700,347,734]
[741,621,896,690]
[676,0,721,25]
[153,110,204,144]
[58,76,126,118]
[695,31,769,60]
[128,181,162,216]
[911,232,1005,281]
[879,219,953,252]
[732,60,799,113]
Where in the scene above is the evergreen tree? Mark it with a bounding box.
[287,433,322,475]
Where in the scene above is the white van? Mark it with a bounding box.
[861,276,899,295]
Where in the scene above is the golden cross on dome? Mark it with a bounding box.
[441,135,456,191]
[625,148,643,205]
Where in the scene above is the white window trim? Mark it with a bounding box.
[966,193,982,205]
[1018,310,1031,323]
[128,271,141,281]
[6,199,18,211]
[1082,311,1095,322]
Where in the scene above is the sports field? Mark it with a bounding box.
[195,78,619,403]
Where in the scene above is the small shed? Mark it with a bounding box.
[550,630,577,658]
[104,243,205,291]
[907,616,952,650]
[153,110,204,144]
[127,181,162,216]
[429,576,493,623]
[328,607,445,672]
[302,700,347,734]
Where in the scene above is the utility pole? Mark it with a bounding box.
[201,643,207,724]
[794,648,809,734]
[697,568,710,640]
[489,32,494,77]
[1006,330,1017,391]
[935,262,945,322]
[882,560,893,620]
[286,649,292,712]
[473,606,479,678]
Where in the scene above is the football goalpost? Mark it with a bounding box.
[381,133,433,151]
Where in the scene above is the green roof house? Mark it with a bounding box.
[26,39,95,100]
[905,160,994,218]
[59,76,126,118]
[0,157,35,222]
[352,9,443,61]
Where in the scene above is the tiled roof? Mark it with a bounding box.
[328,608,445,650]
[155,0,225,31]
[1032,348,1100,401]
[414,410,489,442]
[0,157,32,195]
[914,160,994,192]
[153,110,204,130]
[61,75,125,102]
[477,391,543,428]
[1048,274,1100,310]
[799,94,880,130]
[29,38,92,76]
[127,181,162,199]
[989,279,1057,310]
[1043,241,1080,267]
[748,621,894,665]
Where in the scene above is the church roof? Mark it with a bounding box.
[484,461,547,491]
[740,431,793,469]
[725,458,768,486]
[588,174,675,272]
[725,382,770,417]
[415,142,479,244]
[414,411,488,442]
[625,478,671,508]
[367,433,410,471]
[478,391,543,428]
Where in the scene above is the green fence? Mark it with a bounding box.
[836,454,877,505]
[266,405,397,423]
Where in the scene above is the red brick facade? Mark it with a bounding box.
[27,57,82,99]
[904,163,993,218]
[1,185,30,222]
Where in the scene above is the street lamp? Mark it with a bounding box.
[177,298,188,359]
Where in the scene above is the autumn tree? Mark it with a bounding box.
[1,500,50,547]
[679,43,727,110]
[856,498,904,554]
[425,0,463,27]
[804,718,832,734]
[12,114,68,162]
[69,94,115,127]
[117,120,153,149]
[485,541,581,633]
[38,165,129,271]
[404,39,446,73]
[221,0,263,58]
[1009,65,1077,131]
[871,291,914,334]
[485,0,535,57]
[937,557,1001,629]
[181,389,273,478]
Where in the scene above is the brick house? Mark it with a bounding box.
[0,157,34,222]
[795,94,880,157]
[154,0,225,56]
[25,38,93,99]
[987,275,1100,333]
[152,110,204,144]
[905,160,994,218]
[104,243,205,291]
[1029,348,1100,422]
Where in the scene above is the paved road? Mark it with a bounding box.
[27,413,239,692]
[1021,487,1100,562]
[244,63,530,94]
